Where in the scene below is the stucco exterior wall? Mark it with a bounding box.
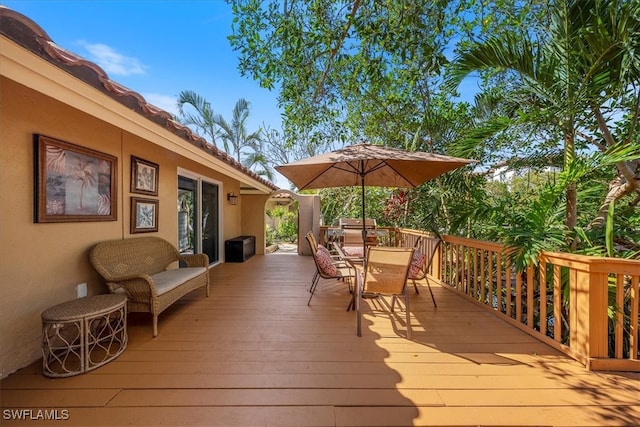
[0,77,254,377]
[241,194,271,255]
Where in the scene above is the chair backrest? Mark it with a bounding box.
[90,236,179,280]
[307,231,319,249]
[363,247,414,295]
[305,232,318,256]
[409,237,442,280]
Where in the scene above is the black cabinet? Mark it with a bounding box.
[225,236,256,262]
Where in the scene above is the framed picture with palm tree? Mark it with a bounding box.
[33,134,117,223]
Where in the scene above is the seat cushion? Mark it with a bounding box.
[342,246,364,258]
[151,267,207,295]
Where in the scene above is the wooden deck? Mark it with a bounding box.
[2,252,640,426]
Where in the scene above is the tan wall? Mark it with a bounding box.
[0,78,259,377]
[241,194,271,255]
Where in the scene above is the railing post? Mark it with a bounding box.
[572,268,609,362]
[432,241,442,281]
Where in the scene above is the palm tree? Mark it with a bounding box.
[177,90,219,148]
[447,0,640,245]
[243,151,275,182]
[214,98,264,165]
[69,158,97,210]
[177,92,272,178]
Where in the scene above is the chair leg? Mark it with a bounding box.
[413,279,420,294]
[426,278,437,308]
[405,289,412,339]
[347,293,354,311]
[307,275,320,306]
[310,271,318,292]
[356,278,362,337]
[153,316,158,337]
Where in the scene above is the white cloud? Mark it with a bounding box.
[79,41,146,76]
[142,93,178,116]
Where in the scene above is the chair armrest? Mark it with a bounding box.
[179,253,209,268]
[109,275,157,300]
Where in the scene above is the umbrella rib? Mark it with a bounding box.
[381,162,420,187]
[362,161,387,176]
[296,164,339,190]
[362,160,419,187]
[335,159,387,177]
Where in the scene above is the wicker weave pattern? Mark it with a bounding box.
[90,237,210,336]
[41,294,127,377]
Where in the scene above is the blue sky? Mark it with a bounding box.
[1,0,283,134]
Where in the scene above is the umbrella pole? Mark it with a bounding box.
[358,174,366,338]
[360,174,366,262]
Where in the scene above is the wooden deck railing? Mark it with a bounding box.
[403,230,640,372]
[319,226,639,371]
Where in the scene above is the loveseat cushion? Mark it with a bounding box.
[151,267,207,296]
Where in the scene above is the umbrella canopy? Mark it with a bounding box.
[276,143,474,190]
[276,143,475,255]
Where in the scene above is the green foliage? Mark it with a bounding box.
[228,0,518,147]
[228,0,639,264]
[267,206,298,243]
[265,225,276,246]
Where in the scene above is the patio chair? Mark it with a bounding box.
[305,233,355,310]
[356,246,415,339]
[408,237,441,307]
[306,231,342,262]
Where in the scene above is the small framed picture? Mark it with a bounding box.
[131,156,159,196]
[131,197,158,233]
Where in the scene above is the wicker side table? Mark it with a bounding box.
[41,294,127,378]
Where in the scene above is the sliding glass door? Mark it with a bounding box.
[201,181,219,263]
[177,173,220,264]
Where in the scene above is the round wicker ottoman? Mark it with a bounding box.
[41,294,127,377]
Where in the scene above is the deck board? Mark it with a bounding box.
[2,252,639,426]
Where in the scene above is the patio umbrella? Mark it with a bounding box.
[275,142,475,253]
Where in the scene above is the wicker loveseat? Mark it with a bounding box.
[90,236,210,336]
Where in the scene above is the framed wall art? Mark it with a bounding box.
[131,197,158,233]
[34,134,117,223]
[131,156,159,196]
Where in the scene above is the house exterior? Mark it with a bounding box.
[0,6,280,378]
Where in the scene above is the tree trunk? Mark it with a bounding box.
[590,163,640,228]
[564,128,577,246]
